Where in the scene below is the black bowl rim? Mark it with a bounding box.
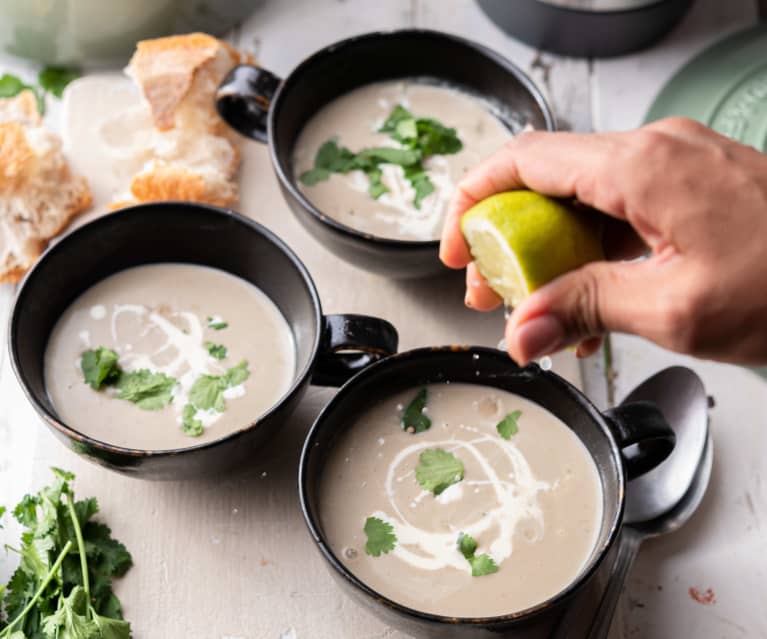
[298,345,625,626]
[267,28,557,249]
[531,0,673,17]
[8,202,323,458]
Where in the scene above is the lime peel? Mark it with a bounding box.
[461,190,604,307]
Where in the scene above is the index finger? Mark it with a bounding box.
[439,129,628,268]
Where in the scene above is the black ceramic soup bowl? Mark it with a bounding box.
[215,29,555,279]
[299,346,675,638]
[9,202,398,480]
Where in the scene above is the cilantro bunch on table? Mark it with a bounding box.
[299,104,463,209]
[0,67,79,115]
[0,468,133,638]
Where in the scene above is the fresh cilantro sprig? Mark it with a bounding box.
[207,316,228,330]
[299,104,462,209]
[363,517,397,557]
[38,67,80,98]
[0,66,79,115]
[496,410,522,440]
[181,360,250,438]
[458,533,499,577]
[114,370,176,410]
[415,448,464,496]
[401,388,431,434]
[80,348,176,411]
[81,347,120,390]
[0,468,132,638]
[205,342,227,360]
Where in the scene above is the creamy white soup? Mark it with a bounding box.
[44,263,295,450]
[319,383,603,617]
[293,81,515,241]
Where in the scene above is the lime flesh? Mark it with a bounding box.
[461,190,604,307]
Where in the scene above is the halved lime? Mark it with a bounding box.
[461,190,604,306]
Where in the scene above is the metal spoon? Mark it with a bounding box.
[584,366,712,638]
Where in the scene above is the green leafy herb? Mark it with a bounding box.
[225,360,250,386]
[206,316,228,330]
[363,517,397,557]
[379,105,414,136]
[457,533,499,577]
[468,553,499,577]
[205,342,227,360]
[81,348,121,390]
[0,73,45,113]
[181,404,204,437]
[183,361,250,436]
[300,105,462,209]
[299,167,331,186]
[401,388,431,434]
[458,532,477,559]
[114,369,175,410]
[496,410,522,440]
[415,448,464,495]
[404,164,435,209]
[0,468,132,638]
[37,66,79,98]
[188,375,227,413]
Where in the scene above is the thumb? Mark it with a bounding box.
[505,258,666,364]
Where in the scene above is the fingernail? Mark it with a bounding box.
[516,315,565,361]
[464,292,473,308]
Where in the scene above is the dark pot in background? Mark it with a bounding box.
[216,29,555,279]
[9,202,398,480]
[477,0,694,58]
[0,0,261,66]
[299,346,675,638]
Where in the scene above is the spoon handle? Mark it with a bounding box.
[585,527,643,639]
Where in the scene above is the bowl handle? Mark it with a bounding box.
[216,64,282,143]
[603,401,676,480]
[312,314,398,387]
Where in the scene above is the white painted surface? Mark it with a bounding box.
[0,1,763,637]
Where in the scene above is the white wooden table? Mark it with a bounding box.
[1,1,766,637]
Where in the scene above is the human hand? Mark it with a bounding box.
[440,118,767,366]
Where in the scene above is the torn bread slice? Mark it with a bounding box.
[126,32,248,138]
[0,91,91,283]
[114,33,247,209]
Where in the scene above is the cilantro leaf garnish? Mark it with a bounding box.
[81,348,121,389]
[301,104,461,209]
[181,404,204,437]
[37,66,79,98]
[188,375,227,412]
[207,316,228,330]
[496,410,522,440]
[457,533,499,577]
[363,517,397,557]
[458,532,477,559]
[401,388,431,434]
[0,469,133,637]
[299,167,331,186]
[205,341,227,360]
[415,448,464,495]
[183,361,250,436]
[379,105,414,136]
[468,554,499,577]
[114,369,175,410]
[225,360,250,386]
